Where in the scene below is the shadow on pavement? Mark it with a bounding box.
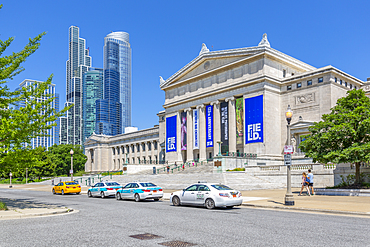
[0,197,61,210]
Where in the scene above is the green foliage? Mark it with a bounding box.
[0,201,8,211]
[0,4,71,168]
[48,144,87,176]
[299,89,370,184]
[226,168,245,171]
[328,173,370,189]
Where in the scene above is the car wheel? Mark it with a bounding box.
[116,192,122,200]
[61,190,65,195]
[134,193,140,202]
[101,191,105,199]
[205,198,215,209]
[52,189,56,195]
[154,198,159,201]
[76,192,80,195]
[88,191,92,197]
[226,206,234,209]
[172,196,180,206]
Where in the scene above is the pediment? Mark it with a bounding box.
[160,47,266,89]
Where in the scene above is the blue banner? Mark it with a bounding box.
[166,115,177,152]
[193,109,199,149]
[245,95,263,144]
[206,105,213,147]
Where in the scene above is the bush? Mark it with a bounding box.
[0,201,8,210]
[226,168,245,172]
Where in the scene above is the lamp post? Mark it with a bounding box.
[284,105,294,206]
[70,149,74,181]
[216,141,223,156]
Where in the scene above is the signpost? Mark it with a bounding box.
[284,145,294,154]
[284,154,292,166]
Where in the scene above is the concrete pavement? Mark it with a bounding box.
[0,183,370,220]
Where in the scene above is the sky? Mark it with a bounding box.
[1,1,370,130]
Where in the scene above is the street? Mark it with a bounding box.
[0,189,369,247]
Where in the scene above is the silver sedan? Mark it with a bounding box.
[170,183,243,209]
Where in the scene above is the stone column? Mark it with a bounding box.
[184,108,193,162]
[226,97,236,154]
[211,100,220,157]
[197,104,206,161]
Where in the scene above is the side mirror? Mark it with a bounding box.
[182,189,185,191]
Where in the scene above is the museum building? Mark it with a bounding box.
[84,34,366,172]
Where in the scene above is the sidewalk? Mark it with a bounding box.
[1,184,369,219]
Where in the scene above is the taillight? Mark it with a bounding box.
[239,192,242,197]
[159,189,163,191]
[78,186,81,188]
[219,193,229,197]
[66,186,70,188]
[107,188,113,190]
[143,190,150,192]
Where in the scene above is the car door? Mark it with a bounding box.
[181,184,198,205]
[194,185,210,205]
[121,183,132,198]
[55,182,63,193]
[130,183,140,199]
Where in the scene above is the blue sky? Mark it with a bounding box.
[1,1,369,130]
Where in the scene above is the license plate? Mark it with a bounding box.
[233,195,236,198]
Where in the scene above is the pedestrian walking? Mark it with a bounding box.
[299,172,311,196]
[182,163,185,170]
[167,165,170,174]
[307,169,315,195]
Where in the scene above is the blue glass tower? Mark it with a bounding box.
[96,32,131,135]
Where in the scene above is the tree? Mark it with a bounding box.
[48,144,87,176]
[0,4,70,162]
[299,89,370,184]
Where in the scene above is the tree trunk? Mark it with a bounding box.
[355,162,361,185]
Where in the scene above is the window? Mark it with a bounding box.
[355,86,357,90]
[307,80,312,86]
[335,77,337,82]
[297,82,302,88]
[117,147,120,155]
[287,85,292,90]
[340,80,342,85]
[112,148,115,155]
[345,82,347,87]
[318,77,323,83]
[283,70,286,78]
[350,84,353,89]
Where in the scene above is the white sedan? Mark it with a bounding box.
[170,183,243,209]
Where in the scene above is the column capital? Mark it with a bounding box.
[210,100,220,106]
[184,107,192,112]
[196,104,205,109]
[225,96,235,102]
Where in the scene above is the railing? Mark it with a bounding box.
[259,166,280,171]
[291,164,313,170]
[223,152,257,158]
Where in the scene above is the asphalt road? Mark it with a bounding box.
[0,188,369,247]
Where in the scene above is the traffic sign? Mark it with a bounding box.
[70,170,73,174]
[284,154,291,166]
[284,145,294,154]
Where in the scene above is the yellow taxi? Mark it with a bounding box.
[52,181,81,195]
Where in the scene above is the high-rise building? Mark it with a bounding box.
[16,79,59,150]
[96,31,131,135]
[61,26,92,145]
[82,67,103,141]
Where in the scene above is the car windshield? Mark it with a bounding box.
[211,184,233,190]
[66,182,77,185]
[140,183,156,187]
[106,182,120,186]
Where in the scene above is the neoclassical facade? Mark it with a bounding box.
[84,125,164,173]
[159,34,365,165]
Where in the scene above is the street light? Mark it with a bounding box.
[70,149,74,181]
[284,105,294,206]
[216,141,223,156]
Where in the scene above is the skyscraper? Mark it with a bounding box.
[16,79,59,150]
[61,26,92,145]
[96,31,131,135]
[82,67,103,141]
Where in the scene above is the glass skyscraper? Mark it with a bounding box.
[82,67,103,141]
[61,26,92,145]
[96,32,131,135]
[16,79,59,150]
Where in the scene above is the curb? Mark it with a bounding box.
[241,203,370,216]
[0,208,74,220]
